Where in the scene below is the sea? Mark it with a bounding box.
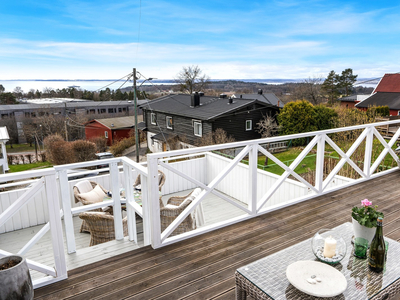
[0,79,378,93]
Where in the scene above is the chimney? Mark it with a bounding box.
[228,97,233,104]
[219,94,227,99]
[191,92,200,107]
[258,89,263,95]
[198,91,204,97]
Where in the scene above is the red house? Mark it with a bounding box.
[356,73,400,116]
[85,116,142,145]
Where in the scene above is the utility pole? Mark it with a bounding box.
[133,68,140,163]
[64,102,68,141]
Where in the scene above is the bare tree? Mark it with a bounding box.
[256,114,280,166]
[290,76,324,105]
[196,128,235,146]
[175,65,210,94]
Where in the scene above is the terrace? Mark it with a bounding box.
[1,120,400,299]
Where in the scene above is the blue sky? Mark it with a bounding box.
[1,0,400,80]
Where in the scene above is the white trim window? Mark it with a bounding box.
[397,110,400,116]
[194,121,202,137]
[151,113,157,125]
[166,116,173,129]
[245,120,252,131]
[105,131,108,138]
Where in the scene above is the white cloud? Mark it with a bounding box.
[1,37,399,80]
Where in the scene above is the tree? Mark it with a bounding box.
[337,68,357,96]
[195,128,235,146]
[277,100,317,138]
[313,105,338,130]
[256,114,280,138]
[256,114,280,166]
[291,77,324,105]
[0,92,18,104]
[175,65,210,94]
[0,84,4,93]
[321,70,339,104]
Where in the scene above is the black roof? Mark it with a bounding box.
[355,92,400,109]
[139,93,280,121]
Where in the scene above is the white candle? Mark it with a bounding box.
[323,236,337,258]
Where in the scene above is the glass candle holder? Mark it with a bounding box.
[311,228,347,265]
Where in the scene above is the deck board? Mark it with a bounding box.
[30,171,400,299]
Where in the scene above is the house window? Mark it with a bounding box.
[246,120,252,131]
[151,113,157,125]
[398,111,400,116]
[166,116,173,129]
[105,131,108,138]
[108,108,114,113]
[194,121,202,137]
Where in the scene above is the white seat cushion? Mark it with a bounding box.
[79,184,107,204]
[74,180,93,193]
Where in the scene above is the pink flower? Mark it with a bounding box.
[361,199,372,207]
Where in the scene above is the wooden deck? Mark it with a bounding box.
[0,189,245,282]
[34,171,400,299]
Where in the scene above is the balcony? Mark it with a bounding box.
[1,120,400,298]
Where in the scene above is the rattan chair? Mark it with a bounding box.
[160,189,196,237]
[73,180,109,233]
[134,170,165,192]
[78,212,128,246]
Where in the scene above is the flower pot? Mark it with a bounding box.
[352,217,376,245]
[0,255,33,300]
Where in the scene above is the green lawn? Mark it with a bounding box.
[255,139,397,176]
[8,161,52,173]
[6,143,36,153]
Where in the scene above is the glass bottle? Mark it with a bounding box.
[368,217,386,273]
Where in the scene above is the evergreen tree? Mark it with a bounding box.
[337,68,357,96]
[321,70,339,104]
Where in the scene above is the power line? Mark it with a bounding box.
[95,73,133,92]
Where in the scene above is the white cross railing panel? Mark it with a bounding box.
[0,169,67,288]
[148,120,400,248]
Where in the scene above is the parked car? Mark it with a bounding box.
[95,152,114,169]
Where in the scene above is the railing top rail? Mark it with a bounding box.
[54,157,122,170]
[0,167,56,182]
[120,157,148,175]
[149,119,400,159]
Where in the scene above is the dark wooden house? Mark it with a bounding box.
[140,90,281,152]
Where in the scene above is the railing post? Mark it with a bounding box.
[141,175,151,246]
[58,169,76,254]
[148,155,161,248]
[44,172,67,280]
[248,144,258,215]
[123,162,137,243]
[364,126,373,178]
[110,161,123,240]
[315,134,325,193]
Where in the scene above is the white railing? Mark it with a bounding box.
[147,120,400,248]
[0,169,67,288]
[2,119,400,287]
[55,157,149,254]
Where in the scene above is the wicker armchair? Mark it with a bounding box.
[73,180,109,233]
[73,180,108,204]
[134,170,165,192]
[160,189,199,237]
[78,212,128,246]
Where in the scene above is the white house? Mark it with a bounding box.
[0,127,9,174]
